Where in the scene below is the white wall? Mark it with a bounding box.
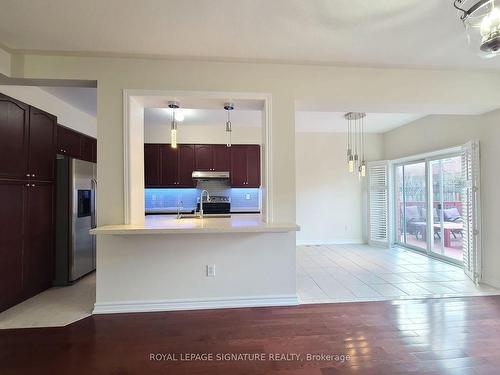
[383,109,500,287]
[94,232,297,313]
[0,85,96,137]
[0,46,11,77]
[145,124,261,144]
[20,54,500,227]
[296,132,383,245]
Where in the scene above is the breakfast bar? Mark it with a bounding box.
[91,215,300,314]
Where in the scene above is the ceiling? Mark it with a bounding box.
[145,108,262,128]
[145,108,424,133]
[295,112,426,133]
[0,0,499,70]
[36,87,425,131]
[42,87,97,116]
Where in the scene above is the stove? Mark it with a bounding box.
[196,195,231,214]
[207,195,231,203]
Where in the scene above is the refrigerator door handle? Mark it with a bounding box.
[91,178,97,229]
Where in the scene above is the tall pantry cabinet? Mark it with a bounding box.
[0,93,57,312]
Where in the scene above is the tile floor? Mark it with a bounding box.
[0,272,96,329]
[298,244,500,303]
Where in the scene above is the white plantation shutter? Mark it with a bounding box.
[368,161,391,247]
[462,140,481,283]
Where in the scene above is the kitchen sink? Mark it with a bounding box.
[177,214,232,219]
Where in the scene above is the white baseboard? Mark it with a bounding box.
[481,276,500,289]
[296,239,365,246]
[93,294,299,314]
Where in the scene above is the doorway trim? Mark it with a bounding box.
[122,89,273,225]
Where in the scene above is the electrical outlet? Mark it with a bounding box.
[245,193,251,200]
[206,264,216,277]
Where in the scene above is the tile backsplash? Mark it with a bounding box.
[145,180,260,212]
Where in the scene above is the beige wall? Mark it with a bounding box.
[296,133,383,244]
[17,54,500,230]
[383,109,500,287]
[0,85,97,136]
[0,46,11,77]
[0,85,97,137]
[145,124,261,144]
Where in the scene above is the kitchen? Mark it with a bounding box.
[143,101,262,218]
[90,92,299,314]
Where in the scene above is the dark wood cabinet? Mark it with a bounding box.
[144,144,161,187]
[144,143,260,188]
[230,145,261,187]
[246,145,261,187]
[24,183,54,296]
[0,181,54,312]
[57,125,81,158]
[81,135,94,162]
[193,144,231,172]
[212,145,231,171]
[0,180,26,311]
[194,144,213,171]
[0,94,29,180]
[230,145,248,187]
[0,93,57,313]
[57,125,96,163]
[177,145,195,187]
[160,145,178,186]
[28,107,57,181]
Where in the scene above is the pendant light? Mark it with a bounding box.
[168,101,180,149]
[345,112,366,177]
[454,0,500,58]
[347,117,354,172]
[224,102,234,147]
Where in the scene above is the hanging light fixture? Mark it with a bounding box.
[224,102,234,147]
[168,101,180,149]
[345,112,366,177]
[454,0,500,58]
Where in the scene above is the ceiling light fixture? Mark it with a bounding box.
[345,112,366,178]
[454,0,500,58]
[168,101,180,149]
[175,111,185,122]
[224,102,234,147]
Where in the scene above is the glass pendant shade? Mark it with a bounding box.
[224,103,234,148]
[168,101,180,149]
[171,128,177,148]
[457,0,500,58]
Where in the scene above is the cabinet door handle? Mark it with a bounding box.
[31,174,35,177]
[31,184,35,187]
[26,173,30,177]
[26,183,30,187]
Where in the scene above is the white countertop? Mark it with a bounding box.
[90,214,300,235]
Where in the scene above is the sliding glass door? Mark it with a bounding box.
[394,154,464,264]
[395,161,427,252]
[429,156,464,262]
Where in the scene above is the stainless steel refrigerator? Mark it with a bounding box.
[54,156,97,285]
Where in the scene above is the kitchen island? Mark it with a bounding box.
[91,215,300,314]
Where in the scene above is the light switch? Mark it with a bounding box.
[206,264,216,277]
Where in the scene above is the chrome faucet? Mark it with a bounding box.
[176,200,183,219]
[199,190,210,218]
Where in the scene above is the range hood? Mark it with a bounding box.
[192,171,230,180]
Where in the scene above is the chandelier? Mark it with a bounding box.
[345,112,366,178]
[454,0,500,58]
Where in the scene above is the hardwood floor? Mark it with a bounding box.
[2,296,500,374]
